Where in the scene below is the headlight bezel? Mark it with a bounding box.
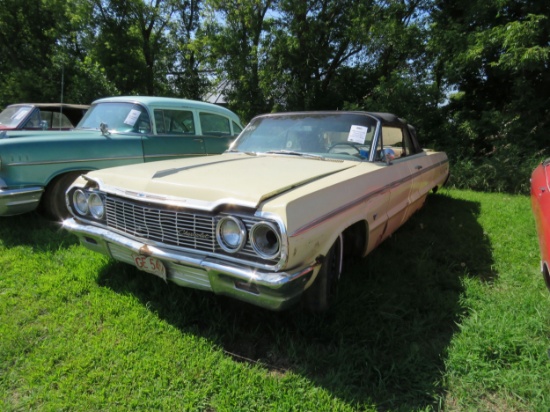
[70,187,106,221]
[249,221,282,260]
[216,216,247,253]
[72,189,89,215]
[88,192,105,219]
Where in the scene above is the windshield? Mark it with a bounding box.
[232,113,379,161]
[0,106,32,129]
[77,102,151,133]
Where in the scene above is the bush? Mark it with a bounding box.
[448,147,543,194]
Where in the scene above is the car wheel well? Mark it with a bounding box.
[342,220,368,261]
[543,262,550,292]
[40,170,88,220]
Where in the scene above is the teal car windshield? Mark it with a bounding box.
[77,102,151,133]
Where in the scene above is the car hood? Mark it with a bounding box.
[91,154,358,210]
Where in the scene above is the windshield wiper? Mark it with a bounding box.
[225,149,257,156]
[264,150,327,160]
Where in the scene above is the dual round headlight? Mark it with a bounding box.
[216,216,281,259]
[216,216,247,253]
[73,189,105,219]
[250,222,281,259]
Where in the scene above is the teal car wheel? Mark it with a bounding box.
[40,172,84,221]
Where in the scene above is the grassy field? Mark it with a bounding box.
[1,189,549,411]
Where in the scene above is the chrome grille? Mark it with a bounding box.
[106,195,216,252]
[104,195,279,264]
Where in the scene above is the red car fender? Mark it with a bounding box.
[531,160,550,291]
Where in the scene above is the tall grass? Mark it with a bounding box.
[1,189,548,411]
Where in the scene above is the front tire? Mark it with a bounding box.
[303,234,343,312]
[40,172,83,221]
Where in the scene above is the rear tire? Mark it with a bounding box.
[40,172,83,221]
[303,235,343,313]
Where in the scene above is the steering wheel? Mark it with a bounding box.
[328,142,361,154]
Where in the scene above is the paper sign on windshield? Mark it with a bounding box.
[348,125,369,144]
[13,108,31,121]
[124,109,141,126]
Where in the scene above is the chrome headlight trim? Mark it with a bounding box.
[250,221,282,260]
[216,216,247,253]
[73,189,89,215]
[88,192,105,219]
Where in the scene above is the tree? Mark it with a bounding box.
[163,0,206,99]
[0,0,72,104]
[87,0,175,95]
[431,0,550,192]
[267,0,368,111]
[201,0,275,120]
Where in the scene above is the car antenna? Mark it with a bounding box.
[59,66,64,130]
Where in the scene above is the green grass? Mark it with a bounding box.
[1,189,549,411]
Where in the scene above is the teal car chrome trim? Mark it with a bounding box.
[5,155,144,167]
[0,186,44,216]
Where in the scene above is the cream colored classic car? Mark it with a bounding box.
[63,112,449,312]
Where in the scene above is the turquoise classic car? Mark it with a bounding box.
[0,96,243,220]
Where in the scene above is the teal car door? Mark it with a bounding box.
[199,111,242,153]
[142,108,206,162]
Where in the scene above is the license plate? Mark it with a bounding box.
[132,254,167,282]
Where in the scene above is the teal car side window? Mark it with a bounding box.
[154,109,195,135]
[199,112,231,136]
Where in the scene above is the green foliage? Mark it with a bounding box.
[2,0,550,192]
[430,0,550,193]
[201,0,275,120]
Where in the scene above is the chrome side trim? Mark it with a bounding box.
[290,158,449,237]
[0,186,44,216]
[6,156,144,167]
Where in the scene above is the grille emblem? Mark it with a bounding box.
[179,229,210,239]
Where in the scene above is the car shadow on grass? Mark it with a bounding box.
[96,191,494,410]
[0,212,79,251]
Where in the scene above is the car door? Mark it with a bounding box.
[378,125,414,237]
[401,126,435,220]
[142,108,206,162]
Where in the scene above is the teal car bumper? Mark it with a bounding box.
[0,186,44,216]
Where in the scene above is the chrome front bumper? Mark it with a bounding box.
[0,186,44,216]
[63,218,318,311]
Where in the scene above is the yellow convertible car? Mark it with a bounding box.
[63,111,449,312]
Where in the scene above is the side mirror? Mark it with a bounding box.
[383,148,396,165]
[100,122,110,136]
